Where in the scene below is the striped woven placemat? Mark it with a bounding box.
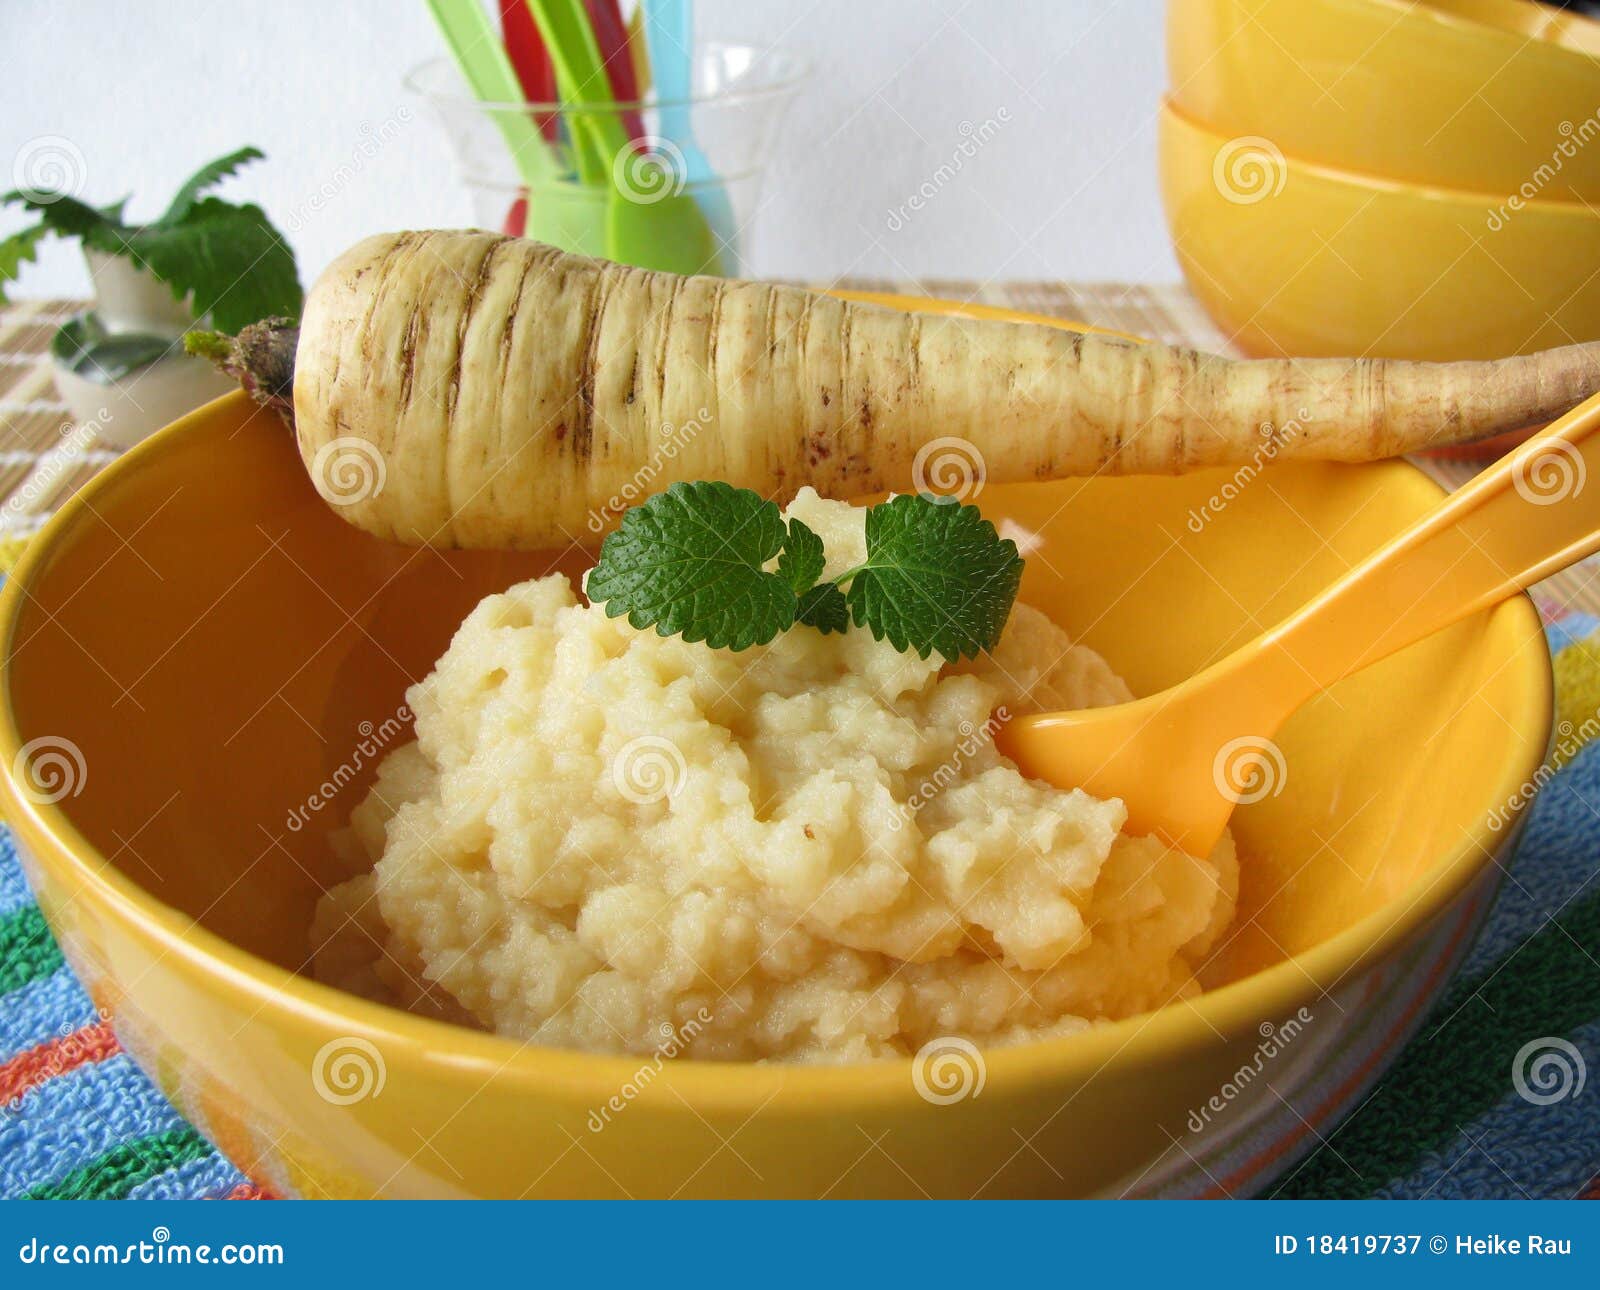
[0,299,119,544]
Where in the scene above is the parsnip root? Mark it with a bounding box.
[203,229,1600,549]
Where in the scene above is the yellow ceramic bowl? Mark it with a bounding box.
[0,321,1551,1197]
[1160,99,1600,359]
[1424,0,1600,57]
[1168,0,1600,200]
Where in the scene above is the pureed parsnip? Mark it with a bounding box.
[311,493,1238,1062]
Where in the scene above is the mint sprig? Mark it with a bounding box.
[796,582,849,635]
[844,493,1026,661]
[587,484,1023,660]
[585,481,799,650]
[775,517,826,594]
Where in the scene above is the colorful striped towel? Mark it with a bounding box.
[1,584,1597,1198]
[0,837,265,1200]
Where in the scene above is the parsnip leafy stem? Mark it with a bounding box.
[587,482,1024,661]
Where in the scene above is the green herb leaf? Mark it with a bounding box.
[0,192,124,250]
[0,195,136,304]
[588,485,1024,658]
[51,312,173,383]
[0,148,300,330]
[123,198,302,333]
[587,481,798,650]
[776,517,826,594]
[0,223,49,303]
[845,493,1024,661]
[158,146,264,224]
[796,582,849,634]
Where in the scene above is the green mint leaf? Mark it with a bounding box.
[157,146,265,225]
[845,493,1024,661]
[124,198,302,331]
[796,582,849,634]
[776,517,826,594]
[586,481,797,651]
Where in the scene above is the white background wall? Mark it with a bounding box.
[0,1,1174,298]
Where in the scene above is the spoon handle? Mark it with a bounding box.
[1262,388,1600,693]
[527,0,632,160]
[642,0,695,140]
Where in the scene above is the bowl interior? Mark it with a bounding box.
[1,393,1549,999]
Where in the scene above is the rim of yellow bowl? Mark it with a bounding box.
[0,374,1553,1116]
[1162,95,1600,216]
[1396,0,1600,59]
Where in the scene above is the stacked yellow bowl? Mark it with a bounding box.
[1163,0,1600,361]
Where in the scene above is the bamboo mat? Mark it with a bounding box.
[0,298,119,541]
[3,286,1596,614]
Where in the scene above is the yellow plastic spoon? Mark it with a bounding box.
[997,388,1600,858]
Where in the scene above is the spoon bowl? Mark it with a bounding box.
[1000,389,1600,856]
[1000,668,1273,858]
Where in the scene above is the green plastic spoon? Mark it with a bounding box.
[426,0,605,255]
[525,0,724,274]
